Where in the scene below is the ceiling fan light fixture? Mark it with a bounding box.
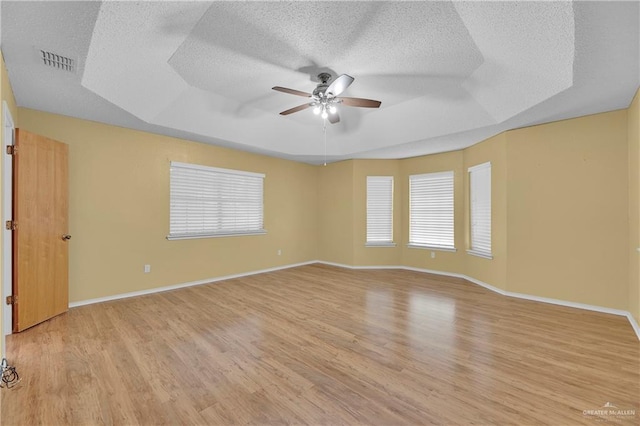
[329,105,337,114]
[313,106,321,115]
[321,110,328,119]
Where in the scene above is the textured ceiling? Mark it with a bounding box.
[1,1,639,164]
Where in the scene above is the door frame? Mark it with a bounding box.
[2,101,15,357]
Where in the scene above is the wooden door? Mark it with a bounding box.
[12,129,69,332]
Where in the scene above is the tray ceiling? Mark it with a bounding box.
[1,1,638,164]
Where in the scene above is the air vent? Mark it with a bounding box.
[39,49,75,73]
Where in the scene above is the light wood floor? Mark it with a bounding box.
[1,264,638,425]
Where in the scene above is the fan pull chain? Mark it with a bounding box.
[323,119,327,166]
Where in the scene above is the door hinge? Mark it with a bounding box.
[6,145,16,155]
[5,295,15,305]
[5,220,16,231]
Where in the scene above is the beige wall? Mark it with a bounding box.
[629,89,640,324]
[317,160,354,265]
[314,109,632,316]
[1,52,18,354]
[317,159,404,267]
[506,111,629,310]
[1,54,17,125]
[18,109,318,303]
[352,160,402,266]
[463,133,508,291]
[400,151,465,274]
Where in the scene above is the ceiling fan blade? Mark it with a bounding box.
[328,112,340,124]
[272,86,312,97]
[279,103,312,115]
[326,74,354,97]
[338,97,381,108]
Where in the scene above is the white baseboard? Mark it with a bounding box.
[68,260,317,308]
[627,312,640,338]
[69,259,640,342]
[315,261,640,341]
[316,261,402,271]
[460,274,508,295]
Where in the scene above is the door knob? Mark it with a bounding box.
[62,234,71,241]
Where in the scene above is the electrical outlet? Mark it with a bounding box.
[277,249,282,256]
[430,251,436,259]
[144,264,151,273]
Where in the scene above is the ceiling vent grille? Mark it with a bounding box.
[39,50,75,73]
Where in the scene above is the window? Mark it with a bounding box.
[409,171,455,250]
[468,162,492,258]
[366,176,394,246]
[168,161,265,240]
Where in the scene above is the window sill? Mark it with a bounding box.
[365,242,397,247]
[167,230,267,240]
[407,244,457,252]
[467,249,493,260]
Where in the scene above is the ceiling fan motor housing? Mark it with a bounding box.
[313,73,333,99]
[317,73,332,84]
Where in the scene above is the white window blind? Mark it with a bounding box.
[409,171,455,250]
[366,176,394,245]
[468,162,492,258]
[168,161,265,240]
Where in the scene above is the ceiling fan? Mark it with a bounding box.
[272,73,381,124]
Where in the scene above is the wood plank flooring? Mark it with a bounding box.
[1,264,638,425]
